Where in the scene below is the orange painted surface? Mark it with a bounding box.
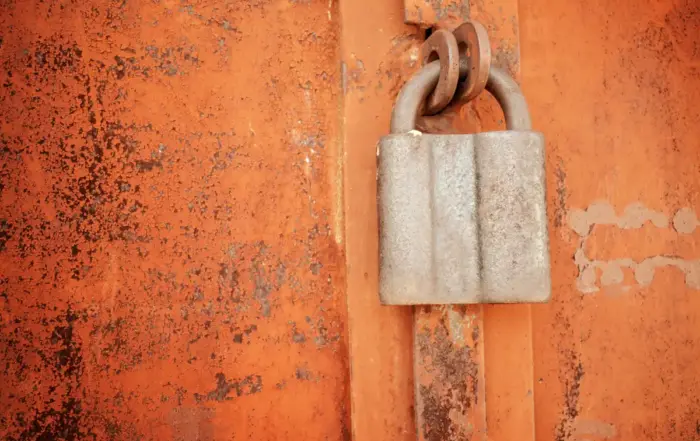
[521,0,700,439]
[469,2,538,441]
[3,0,700,440]
[0,1,348,440]
[339,0,417,439]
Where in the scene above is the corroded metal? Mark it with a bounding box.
[525,1,700,440]
[414,21,491,117]
[0,1,348,440]
[420,29,461,115]
[453,21,491,102]
[414,305,486,441]
[404,0,470,29]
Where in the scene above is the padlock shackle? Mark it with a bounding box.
[390,63,532,133]
[486,68,532,132]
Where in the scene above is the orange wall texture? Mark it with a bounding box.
[523,0,700,439]
[2,0,700,440]
[0,1,348,440]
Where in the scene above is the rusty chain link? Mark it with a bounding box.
[418,20,491,115]
[453,21,491,102]
[420,29,460,115]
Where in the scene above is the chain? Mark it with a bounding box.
[418,21,492,115]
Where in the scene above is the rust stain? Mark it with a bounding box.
[554,351,584,441]
[193,373,263,403]
[0,0,349,440]
[403,0,470,29]
[553,160,568,228]
[414,306,486,441]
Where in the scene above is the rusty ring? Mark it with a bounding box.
[452,21,491,102]
[390,63,531,133]
[419,29,460,115]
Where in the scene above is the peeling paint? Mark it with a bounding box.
[575,248,700,293]
[193,373,263,403]
[570,202,700,292]
[568,201,668,237]
[673,207,698,234]
[0,0,349,439]
[414,306,485,441]
[527,0,700,440]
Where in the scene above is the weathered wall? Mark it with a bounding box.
[339,0,417,439]
[5,0,700,440]
[522,0,700,439]
[0,1,348,440]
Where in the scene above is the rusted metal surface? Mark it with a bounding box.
[395,20,491,131]
[453,21,491,102]
[0,1,348,440]
[414,305,486,441]
[404,0,470,29]
[420,30,460,115]
[409,20,491,121]
[381,0,700,439]
[392,64,531,133]
[522,0,700,439]
[3,0,696,440]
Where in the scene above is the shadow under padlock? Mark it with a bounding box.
[377,63,551,305]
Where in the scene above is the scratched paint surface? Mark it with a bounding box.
[0,1,348,440]
[521,0,700,439]
[414,306,485,441]
[402,0,469,28]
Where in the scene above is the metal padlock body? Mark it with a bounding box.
[378,65,551,305]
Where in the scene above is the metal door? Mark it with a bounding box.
[344,0,700,440]
[2,0,700,440]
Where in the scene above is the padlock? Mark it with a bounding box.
[377,64,551,304]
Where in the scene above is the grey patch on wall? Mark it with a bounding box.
[569,201,700,292]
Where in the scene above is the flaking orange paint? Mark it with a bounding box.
[522,0,700,439]
[4,0,700,440]
[0,1,349,440]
